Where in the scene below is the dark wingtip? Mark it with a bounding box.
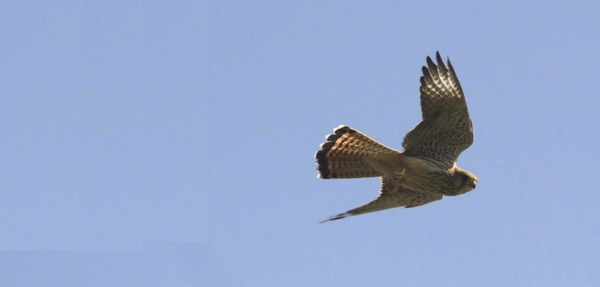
[426,55,435,69]
[436,51,443,62]
[434,52,450,73]
[420,66,432,86]
[447,57,455,72]
[425,52,453,73]
[319,212,351,223]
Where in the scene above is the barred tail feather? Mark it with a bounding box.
[315,125,402,179]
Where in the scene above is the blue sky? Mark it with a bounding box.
[2,1,600,286]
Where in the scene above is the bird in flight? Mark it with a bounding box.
[315,52,477,222]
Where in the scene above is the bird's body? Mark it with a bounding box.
[315,52,478,222]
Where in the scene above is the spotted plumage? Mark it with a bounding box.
[315,52,478,222]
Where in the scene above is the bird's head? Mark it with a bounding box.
[449,167,478,196]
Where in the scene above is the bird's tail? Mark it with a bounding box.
[315,125,403,179]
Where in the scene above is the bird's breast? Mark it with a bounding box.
[399,156,452,193]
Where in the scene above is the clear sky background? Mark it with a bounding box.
[2,1,599,286]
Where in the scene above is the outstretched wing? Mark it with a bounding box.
[321,175,442,222]
[402,52,473,168]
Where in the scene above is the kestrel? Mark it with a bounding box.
[315,52,477,222]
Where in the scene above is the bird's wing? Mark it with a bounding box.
[402,52,473,168]
[320,175,442,222]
